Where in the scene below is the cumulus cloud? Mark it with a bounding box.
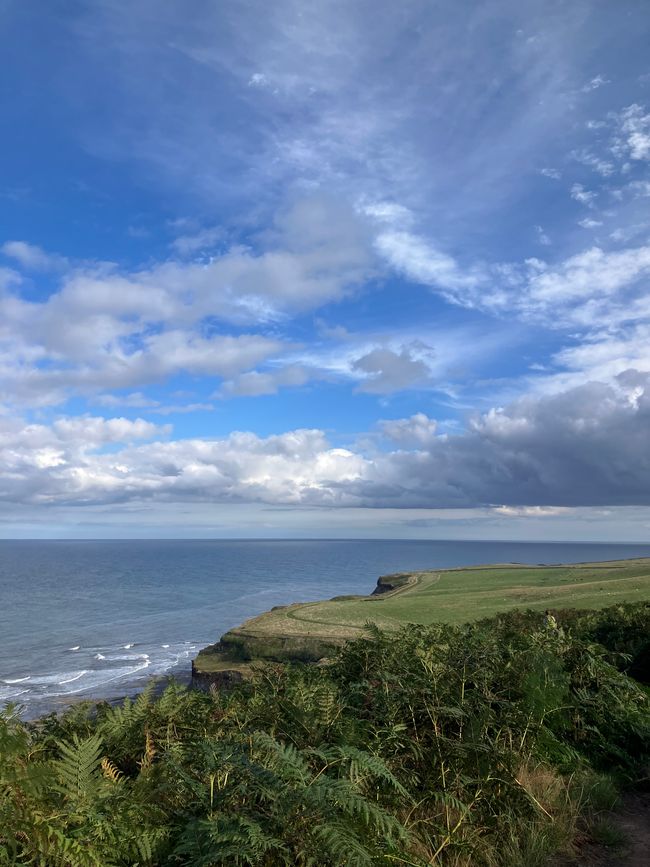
[0,416,168,486]
[355,373,650,509]
[0,329,286,407]
[0,422,367,506]
[3,373,650,510]
[380,413,438,446]
[0,195,376,407]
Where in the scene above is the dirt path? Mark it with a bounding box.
[569,793,650,867]
[602,794,650,867]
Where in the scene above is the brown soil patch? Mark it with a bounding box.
[564,793,650,867]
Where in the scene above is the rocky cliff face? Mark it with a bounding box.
[371,573,413,595]
[190,660,245,691]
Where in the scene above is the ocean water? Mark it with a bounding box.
[2,538,649,718]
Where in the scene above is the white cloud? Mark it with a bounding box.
[0,421,368,507]
[51,416,167,445]
[493,505,570,517]
[571,149,615,176]
[628,180,650,197]
[581,74,609,92]
[150,402,214,415]
[220,365,311,397]
[0,196,375,407]
[549,324,650,387]
[95,392,161,408]
[526,245,650,305]
[374,229,484,305]
[248,72,269,88]
[1,241,66,271]
[615,103,650,161]
[380,413,438,446]
[570,183,597,206]
[372,227,650,330]
[170,226,224,255]
[3,372,650,510]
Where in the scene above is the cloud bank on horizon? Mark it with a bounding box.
[1,0,650,539]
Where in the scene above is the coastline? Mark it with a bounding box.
[11,554,650,719]
[191,556,650,690]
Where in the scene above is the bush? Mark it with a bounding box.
[1,603,648,865]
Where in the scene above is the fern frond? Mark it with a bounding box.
[313,821,374,867]
[54,734,103,805]
[100,756,124,784]
[138,729,156,772]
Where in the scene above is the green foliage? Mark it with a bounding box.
[1,602,649,864]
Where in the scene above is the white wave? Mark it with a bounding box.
[0,685,28,701]
[51,660,151,697]
[123,643,134,649]
[68,645,80,651]
[59,671,88,684]
[30,670,88,686]
[7,638,195,707]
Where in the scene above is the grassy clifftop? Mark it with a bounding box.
[193,557,650,676]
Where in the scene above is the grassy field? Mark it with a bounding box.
[194,558,650,672]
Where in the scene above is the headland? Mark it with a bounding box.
[193,557,650,687]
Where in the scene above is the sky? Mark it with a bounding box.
[1,0,650,540]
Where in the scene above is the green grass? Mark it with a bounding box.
[194,558,650,671]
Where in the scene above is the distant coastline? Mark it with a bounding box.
[5,541,650,719]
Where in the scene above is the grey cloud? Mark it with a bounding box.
[353,344,433,394]
[353,374,650,508]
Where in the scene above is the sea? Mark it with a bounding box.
[2,539,649,718]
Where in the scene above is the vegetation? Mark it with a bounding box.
[1,601,649,865]
[194,558,650,674]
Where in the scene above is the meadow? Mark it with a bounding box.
[195,558,650,672]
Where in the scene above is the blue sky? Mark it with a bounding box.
[1,0,650,540]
